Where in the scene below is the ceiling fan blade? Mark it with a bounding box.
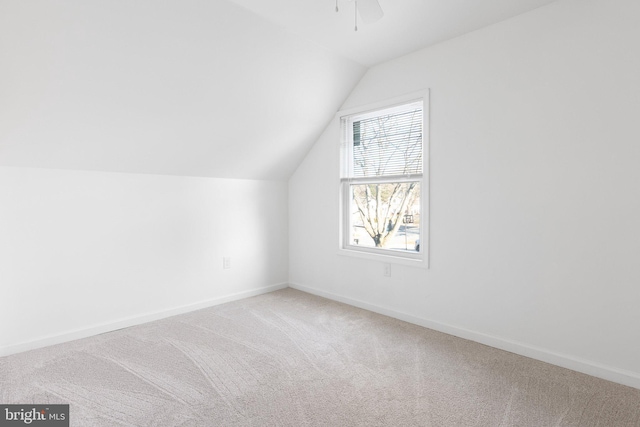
[357,0,383,24]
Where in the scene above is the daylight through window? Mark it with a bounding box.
[340,98,426,261]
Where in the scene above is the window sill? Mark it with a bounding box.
[337,247,429,269]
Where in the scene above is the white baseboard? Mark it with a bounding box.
[289,282,640,391]
[0,283,288,358]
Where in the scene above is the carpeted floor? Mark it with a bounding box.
[1,288,639,426]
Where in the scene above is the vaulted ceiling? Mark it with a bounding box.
[227,0,558,67]
[0,0,557,180]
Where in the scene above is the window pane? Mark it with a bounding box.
[349,182,421,252]
[352,104,422,178]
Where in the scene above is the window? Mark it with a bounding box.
[339,94,427,265]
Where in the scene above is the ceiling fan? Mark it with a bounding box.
[336,0,384,31]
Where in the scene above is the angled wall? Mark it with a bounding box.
[0,0,365,181]
[289,0,640,388]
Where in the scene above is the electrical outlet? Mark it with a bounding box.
[383,263,391,277]
[223,257,231,269]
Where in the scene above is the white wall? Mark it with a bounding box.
[289,0,640,388]
[0,167,288,355]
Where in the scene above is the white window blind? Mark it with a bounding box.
[350,101,423,179]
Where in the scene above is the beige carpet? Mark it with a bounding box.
[1,288,639,426]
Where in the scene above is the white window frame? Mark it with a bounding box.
[338,90,429,268]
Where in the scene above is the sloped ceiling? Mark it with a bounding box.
[227,0,559,67]
[0,0,365,180]
[0,0,557,180]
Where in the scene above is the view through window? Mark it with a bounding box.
[341,99,424,258]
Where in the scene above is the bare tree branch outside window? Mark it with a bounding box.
[349,107,422,249]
